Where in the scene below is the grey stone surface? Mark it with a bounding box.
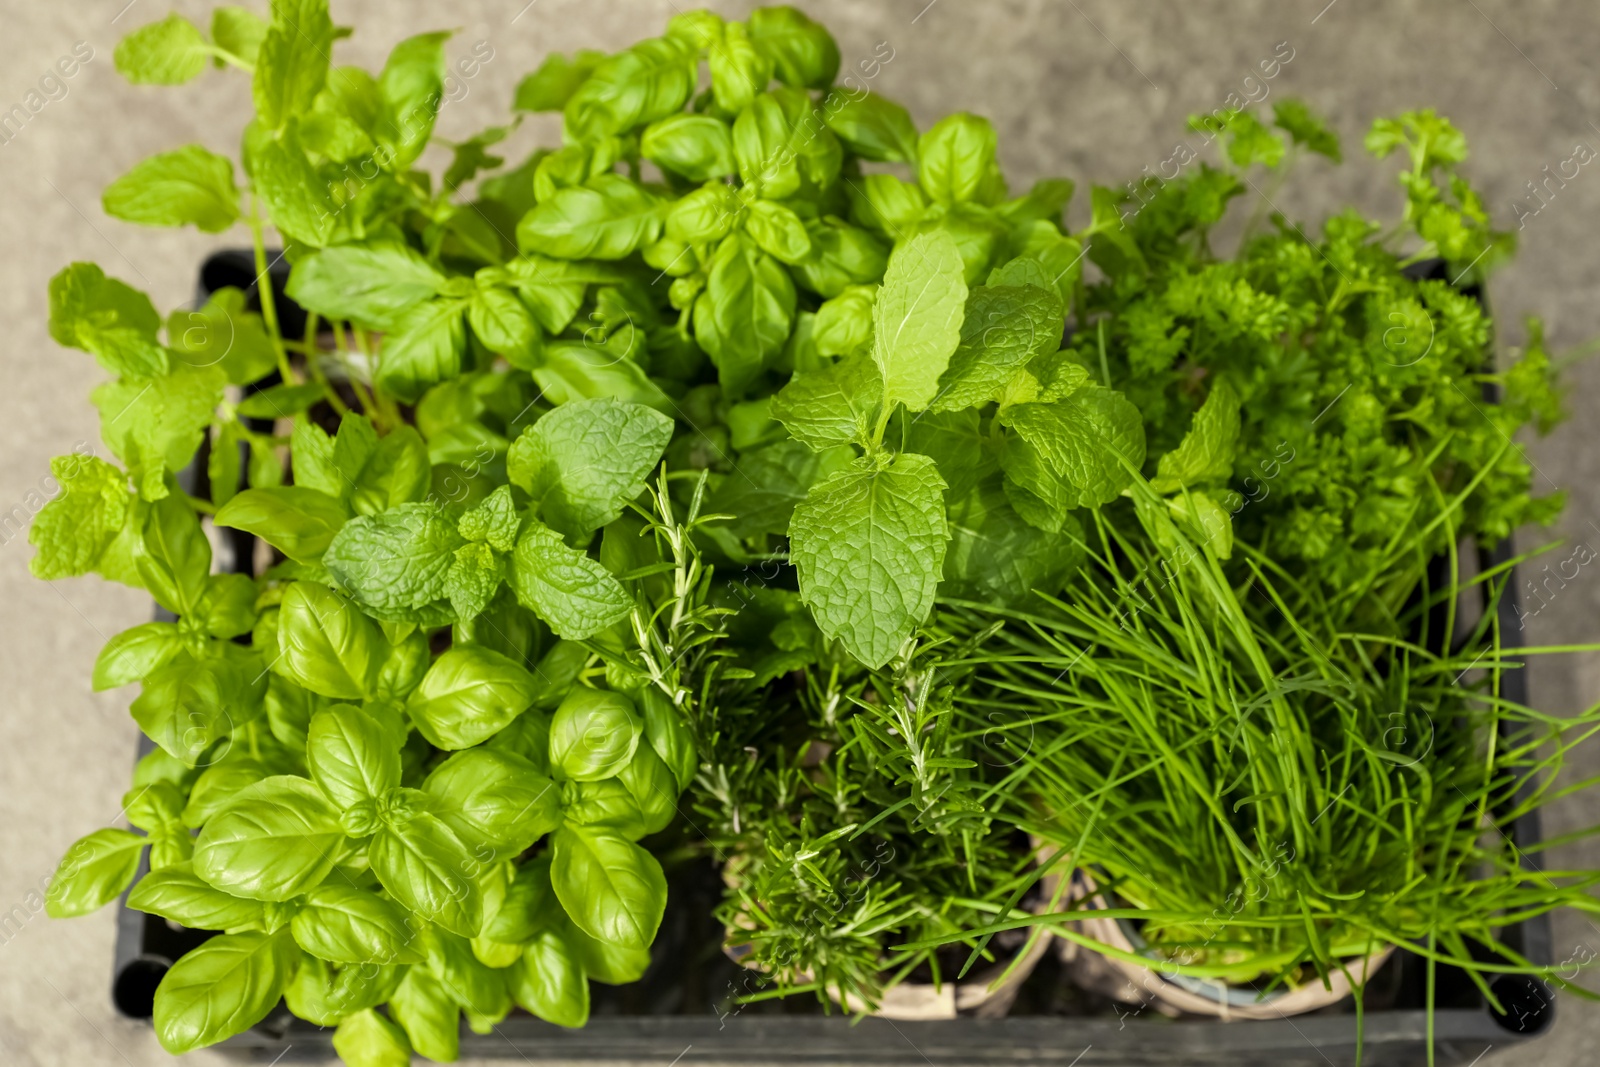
[1,1,1596,1064]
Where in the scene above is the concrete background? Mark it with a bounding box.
[2,1,1598,1064]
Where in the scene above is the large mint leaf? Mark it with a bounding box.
[789,452,949,668]
[1150,377,1240,492]
[509,519,632,640]
[506,399,673,539]
[323,502,464,625]
[102,145,239,234]
[709,439,853,539]
[943,482,1084,606]
[1000,385,1146,507]
[29,455,129,580]
[872,230,967,413]
[769,354,882,451]
[49,263,167,379]
[930,283,1063,413]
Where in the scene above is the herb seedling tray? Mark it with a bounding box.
[106,253,1554,1066]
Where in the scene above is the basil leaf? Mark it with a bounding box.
[421,926,513,1018]
[531,340,674,412]
[307,704,401,811]
[637,686,698,792]
[44,828,146,918]
[92,621,183,690]
[324,502,464,625]
[693,233,796,396]
[615,737,678,835]
[563,36,696,140]
[193,775,344,901]
[509,928,590,1027]
[128,863,272,933]
[708,23,771,114]
[351,426,432,516]
[748,6,839,88]
[183,760,271,828]
[152,928,300,1053]
[375,32,450,169]
[285,955,406,1026]
[215,486,348,564]
[291,883,424,964]
[130,658,266,766]
[640,114,736,181]
[375,298,467,402]
[873,229,968,413]
[423,748,562,855]
[549,686,642,782]
[389,965,460,1063]
[549,823,666,950]
[568,919,652,984]
[332,1008,412,1067]
[369,814,484,937]
[406,645,539,750]
[517,174,663,260]
[273,581,385,701]
[790,452,950,669]
[115,13,209,86]
[822,90,919,163]
[509,519,632,640]
[103,145,239,233]
[514,50,604,113]
[745,199,813,264]
[507,398,673,540]
[918,112,1001,206]
[285,242,447,331]
[135,492,211,615]
[561,777,648,840]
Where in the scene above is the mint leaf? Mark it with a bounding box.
[509,519,632,641]
[1001,386,1147,507]
[246,125,335,247]
[789,452,949,668]
[872,230,968,413]
[285,243,447,332]
[103,146,239,233]
[944,483,1083,606]
[115,14,209,86]
[1151,377,1241,492]
[709,439,853,539]
[458,485,521,552]
[446,542,503,621]
[212,8,268,66]
[506,398,673,540]
[254,0,334,132]
[931,283,1064,413]
[770,354,882,450]
[29,455,129,580]
[999,432,1078,532]
[168,288,277,385]
[49,263,167,379]
[92,368,226,499]
[323,502,464,625]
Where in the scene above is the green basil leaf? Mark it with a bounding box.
[44,828,146,918]
[307,704,401,811]
[693,233,796,397]
[128,863,273,932]
[374,31,450,169]
[549,823,666,950]
[708,22,772,115]
[509,928,589,1027]
[152,928,300,1053]
[614,736,677,835]
[272,581,386,700]
[640,114,736,181]
[131,658,266,766]
[407,644,541,751]
[549,686,642,782]
[748,6,839,88]
[182,759,271,828]
[568,918,652,984]
[369,814,484,938]
[200,572,260,639]
[822,90,919,163]
[918,112,1002,206]
[530,340,674,412]
[563,36,695,140]
[388,964,460,1062]
[637,686,698,792]
[193,775,344,901]
[421,926,513,1018]
[423,749,562,855]
[291,883,423,964]
[134,492,211,615]
[375,298,467,403]
[351,426,432,517]
[115,13,209,85]
[285,955,406,1026]
[92,621,183,690]
[517,174,663,260]
[332,1008,412,1067]
[790,452,950,669]
[481,856,554,945]
[214,486,348,564]
[103,145,239,233]
[560,777,648,840]
[514,50,605,113]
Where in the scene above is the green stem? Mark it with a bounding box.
[247,199,296,389]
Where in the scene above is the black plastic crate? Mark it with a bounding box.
[104,252,1556,1065]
